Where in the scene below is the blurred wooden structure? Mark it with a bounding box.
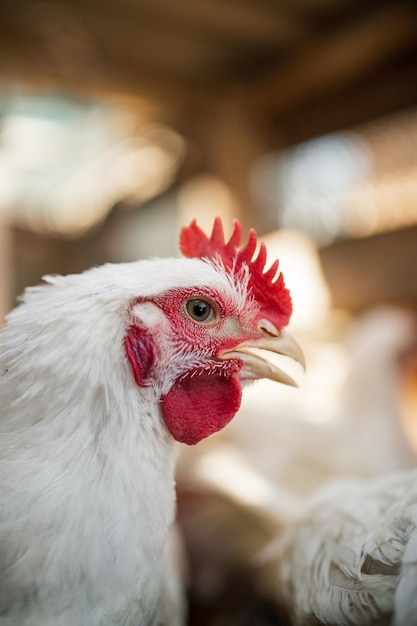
[1,0,417,315]
[1,0,417,233]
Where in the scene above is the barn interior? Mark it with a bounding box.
[1,1,417,624]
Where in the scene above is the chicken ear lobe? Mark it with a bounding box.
[124,325,155,387]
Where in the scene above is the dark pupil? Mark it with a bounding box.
[192,301,208,319]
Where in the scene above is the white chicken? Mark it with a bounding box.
[0,217,304,626]
[267,468,417,626]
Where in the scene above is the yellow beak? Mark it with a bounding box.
[218,321,305,388]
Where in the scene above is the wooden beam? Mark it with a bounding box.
[0,2,197,104]
[0,0,302,99]
[274,56,417,146]
[245,4,417,117]
[81,0,304,49]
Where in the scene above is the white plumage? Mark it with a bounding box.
[0,260,195,626]
[268,469,417,626]
[251,307,417,626]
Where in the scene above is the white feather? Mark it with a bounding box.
[267,470,417,626]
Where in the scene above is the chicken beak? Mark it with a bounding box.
[218,320,305,388]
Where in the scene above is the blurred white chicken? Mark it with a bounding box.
[267,468,417,626]
[258,304,417,626]
[225,305,417,495]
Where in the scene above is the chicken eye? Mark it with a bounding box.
[185,299,216,324]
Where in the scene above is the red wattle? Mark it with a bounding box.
[160,370,242,445]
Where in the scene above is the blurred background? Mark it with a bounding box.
[1,1,417,624]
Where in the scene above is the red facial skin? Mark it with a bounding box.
[124,286,259,445]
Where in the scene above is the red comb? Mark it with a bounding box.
[179,217,292,329]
